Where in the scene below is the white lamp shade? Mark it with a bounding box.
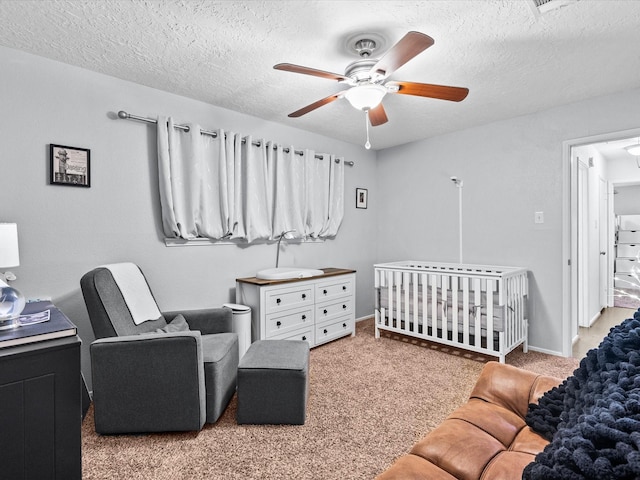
[625,144,640,156]
[344,84,387,111]
[0,223,20,268]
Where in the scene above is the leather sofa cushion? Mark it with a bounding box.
[377,454,458,480]
[448,399,525,446]
[482,451,538,479]
[376,362,562,480]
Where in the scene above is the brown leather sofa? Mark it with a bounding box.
[376,362,562,480]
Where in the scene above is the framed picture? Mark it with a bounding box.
[50,144,90,187]
[356,188,368,209]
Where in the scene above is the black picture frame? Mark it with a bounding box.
[50,144,90,187]
[356,188,368,209]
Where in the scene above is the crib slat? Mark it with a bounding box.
[375,269,380,337]
[451,275,459,341]
[506,277,512,347]
[412,272,419,333]
[517,274,525,345]
[515,276,520,346]
[486,278,495,353]
[430,274,437,337]
[462,276,470,345]
[473,278,481,347]
[421,273,427,335]
[388,271,395,329]
[441,274,449,341]
[395,271,402,329]
[400,272,411,330]
[506,276,514,347]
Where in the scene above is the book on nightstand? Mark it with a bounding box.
[0,300,77,349]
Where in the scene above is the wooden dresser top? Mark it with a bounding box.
[236,268,356,286]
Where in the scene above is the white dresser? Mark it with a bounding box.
[615,215,640,288]
[235,268,356,348]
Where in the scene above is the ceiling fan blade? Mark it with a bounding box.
[274,63,349,82]
[368,104,388,126]
[371,31,434,77]
[388,81,469,102]
[288,93,342,118]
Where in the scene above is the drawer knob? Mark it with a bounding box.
[302,336,307,341]
[323,309,328,315]
[342,285,347,291]
[276,298,281,304]
[343,323,347,328]
[323,289,328,295]
[323,329,328,334]
[343,304,347,309]
[302,293,307,299]
[302,315,306,320]
[276,321,281,327]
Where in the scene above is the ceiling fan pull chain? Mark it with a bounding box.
[365,110,371,150]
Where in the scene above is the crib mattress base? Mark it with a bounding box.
[377,290,506,332]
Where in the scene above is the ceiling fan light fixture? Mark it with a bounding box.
[625,144,640,156]
[344,84,387,111]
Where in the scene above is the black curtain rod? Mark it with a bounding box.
[117,110,354,166]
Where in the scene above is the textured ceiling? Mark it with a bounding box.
[1,0,640,150]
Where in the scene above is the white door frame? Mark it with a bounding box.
[562,127,640,358]
[599,176,611,310]
[577,158,589,328]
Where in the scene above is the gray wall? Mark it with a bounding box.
[614,185,640,216]
[4,42,640,388]
[0,46,378,389]
[376,88,640,356]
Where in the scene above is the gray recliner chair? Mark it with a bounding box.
[80,263,238,434]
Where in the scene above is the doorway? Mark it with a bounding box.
[564,128,640,358]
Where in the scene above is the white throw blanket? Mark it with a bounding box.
[101,263,162,325]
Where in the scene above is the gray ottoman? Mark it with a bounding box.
[236,340,310,425]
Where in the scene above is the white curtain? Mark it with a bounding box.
[272,145,307,239]
[307,152,344,238]
[157,117,344,242]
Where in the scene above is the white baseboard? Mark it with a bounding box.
[589,310,602,327]
[527,345,566,358]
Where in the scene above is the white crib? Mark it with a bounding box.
[374,261,529,363]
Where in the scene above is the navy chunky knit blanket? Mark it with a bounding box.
[523,311,640,480]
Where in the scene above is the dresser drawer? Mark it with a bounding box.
[316,278,353,302]
[614,274,640,288]
[269,326,314,346]
[617,244,640,258]
[316,298,353,323]
[616,258,640,273]
[315,317,353,345]
[265,306,313,338]
[265,285,314,313]
[619,215,640,230]
[618,231,640,243]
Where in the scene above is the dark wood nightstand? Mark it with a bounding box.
[0,304,81,479]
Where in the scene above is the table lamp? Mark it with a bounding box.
[0,223,25,329]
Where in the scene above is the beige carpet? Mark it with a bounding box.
[82,318,579,480]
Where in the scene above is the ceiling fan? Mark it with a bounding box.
[274,31,469,147]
